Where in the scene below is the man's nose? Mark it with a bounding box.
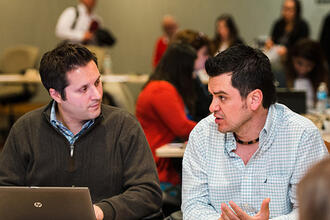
[209,98,220,113]
[91,85,102,100]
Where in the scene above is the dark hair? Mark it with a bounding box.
[213,14,240,49]
[205,44,276,109]
[298,156,330,220]
[39,43,97,100]
[285,39,329,97]
[171,29,211,54]
[147,43,197,114]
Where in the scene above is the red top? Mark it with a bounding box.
[152,36,168,68]
[136,81,197,184]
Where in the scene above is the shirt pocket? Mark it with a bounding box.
[258,174,292,216]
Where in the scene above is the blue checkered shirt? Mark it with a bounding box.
[50,101,94,157]
[182,103,328,220]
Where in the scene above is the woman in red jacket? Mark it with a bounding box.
[136,43,198,186]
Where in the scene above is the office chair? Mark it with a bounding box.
[0,45,40,136]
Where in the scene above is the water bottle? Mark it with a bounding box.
[316,82,328,113]
[103,51,112,75]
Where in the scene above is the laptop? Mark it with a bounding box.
[276,88,307,114]
[0,186,96,220]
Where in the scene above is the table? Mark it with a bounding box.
[0,69,41,84]
[155,143,186,158]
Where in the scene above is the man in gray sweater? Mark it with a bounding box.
[0,43,162,220]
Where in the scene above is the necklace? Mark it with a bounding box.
[233,133,259,145]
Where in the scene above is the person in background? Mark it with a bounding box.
[136,43,198,188]
[0,43,162,220]
[172,29,211,121]
[297,156,330,220]
[182,44,328,219]
[211,14,244,55]
[285,39,329,109]
[320,13,330,69]
[56,0,101,44]
[152,15,178,68]
[266,0,309,57]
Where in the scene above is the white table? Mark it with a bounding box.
[155,143,186,158]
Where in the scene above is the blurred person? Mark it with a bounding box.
[297,156,330,220]
[266,0,309,58]
[285,39,329,109]
[152,15,179,68]
[0,43,162,220]
[182,44,328,219]
[320,13,330,69]
[56,0,101,44]
[136,43,198,187]
[172,29,212,121]
[211,14,244,55]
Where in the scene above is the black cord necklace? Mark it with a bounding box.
[233,133,259,145]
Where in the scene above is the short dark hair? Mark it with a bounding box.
[39,43,97,100]
[205,44,276,109]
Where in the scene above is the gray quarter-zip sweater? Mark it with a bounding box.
[0,102,162,220]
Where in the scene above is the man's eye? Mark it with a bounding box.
[219,96,226,101]
[80,86,88,93]
[95,79,100,86]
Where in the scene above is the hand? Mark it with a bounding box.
[83,31,94,42]
[93,205,104,220]
[264,39,274,50]
[220,198,270,220]
[276,46,287,57]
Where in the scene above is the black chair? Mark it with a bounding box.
[141,209,164,220]
[162,185,181,217]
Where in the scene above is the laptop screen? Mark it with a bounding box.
[276,88,307,114]
[0,186,96,220]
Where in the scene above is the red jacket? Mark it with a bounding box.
[136,81,197,184]
[152,36,168,68]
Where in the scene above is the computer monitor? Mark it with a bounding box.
[276,88,307,114]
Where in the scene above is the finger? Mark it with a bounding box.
[228,200,248,219]
[221,212,231,220]
[221,203,240,220]
[259,198,270,215]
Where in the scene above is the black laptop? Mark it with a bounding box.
[0,186,96,220]
[276,88,307,114]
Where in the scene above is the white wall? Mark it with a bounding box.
[0,0,329,74]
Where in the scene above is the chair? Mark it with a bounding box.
[0,45,39,73]
[85,45,107,73]
[102,82,136,114]
[0,45,40,136]
[324,140,330,152]
[141,209,164,220]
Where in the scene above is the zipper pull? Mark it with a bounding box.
[70,145,74,157]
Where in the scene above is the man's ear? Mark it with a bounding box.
[49,88,62,103]
[248,89,263,111]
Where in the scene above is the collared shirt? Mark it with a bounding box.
[182,103,328,220]
[50,101,94,157]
